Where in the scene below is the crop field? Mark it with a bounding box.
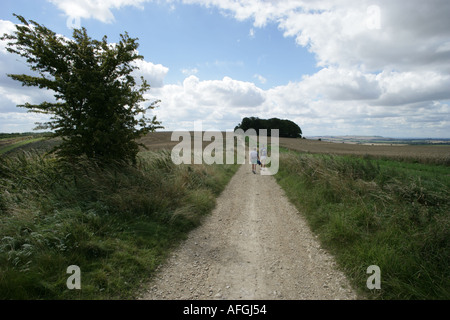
[137,131,179,150]
[0,133,60,156]
[4,131,449,164]
[0,135,43,155]
[279,138,450,165]
[138,131,229,151]
[137,131,450,165]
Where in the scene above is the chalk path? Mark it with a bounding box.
[140,161,358,300]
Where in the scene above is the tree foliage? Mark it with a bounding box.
[234,117,302,138]
[1,14,163,163]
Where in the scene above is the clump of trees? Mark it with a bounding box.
[1,14,163,164]
[234,117,302,138]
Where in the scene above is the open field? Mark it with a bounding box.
[138,131,450,164]
[138,131,228,151]
[5,131,449,165]
[280,138,450,164]
[0,133,59,156]
[308,136,450,145]
[137,131,179,151]
[0,135,44,155]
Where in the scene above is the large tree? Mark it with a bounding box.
[1,14,163,163]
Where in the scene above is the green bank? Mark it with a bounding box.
[0,150,238,299]
[275,149,449,299]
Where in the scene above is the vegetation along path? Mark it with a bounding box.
[141,161,358,300]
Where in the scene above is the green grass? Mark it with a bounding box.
[275,149,450,299]
[0,149,239,299]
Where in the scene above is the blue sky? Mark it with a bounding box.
[1,1,318,87]
[1,0,450,137]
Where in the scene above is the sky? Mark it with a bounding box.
[1,0,450,138]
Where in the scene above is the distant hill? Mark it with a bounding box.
[307,136,450,145]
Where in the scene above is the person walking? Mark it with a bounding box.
[250,147,259,174]
[260,144,267,172]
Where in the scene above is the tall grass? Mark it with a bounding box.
[275,150,449,299]
[0,150,238,299]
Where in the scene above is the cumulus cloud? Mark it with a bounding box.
[47,0,450,72]
[374,70,450,106]
[148,75,266,130]
[46,0,450,73]
[132,59,169,88]
[186,0,450,72]
[299,67,381,101]
[148,68,448,136]
[0,18,169,132]
[173,0,450,136]
[0,19,56,132]
[4,1,450,136]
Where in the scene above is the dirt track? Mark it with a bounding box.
[140,161,358,300]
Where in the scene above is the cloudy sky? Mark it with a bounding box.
[1,0,450,137]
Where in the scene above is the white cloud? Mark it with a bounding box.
[132,59,169,88]
[3,1,450,137]
[254,74,266,84]
[46,1,450,74]
[147,70,450,137]
[216,1,449,73]
[0,112,52,132]
[170,0,450,137]
[148,75,266,130]
[0,18,168,132]
[0,19,57,123]
[375,70,450,106]
[181,68,199,76]
[47,0,149,23]
[299,67,381,101]
[0,20,16,53]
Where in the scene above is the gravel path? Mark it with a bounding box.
[140,162,358,300]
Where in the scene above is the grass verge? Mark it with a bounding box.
[0,149,239,299]
[275,149,449,299]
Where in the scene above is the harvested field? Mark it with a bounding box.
[138,131,235,152]
[137,132,450,165]
[8,131,448,164]
[279,138,450,164]
[138,131,178,150]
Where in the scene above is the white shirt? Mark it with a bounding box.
[260,148,267,157]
